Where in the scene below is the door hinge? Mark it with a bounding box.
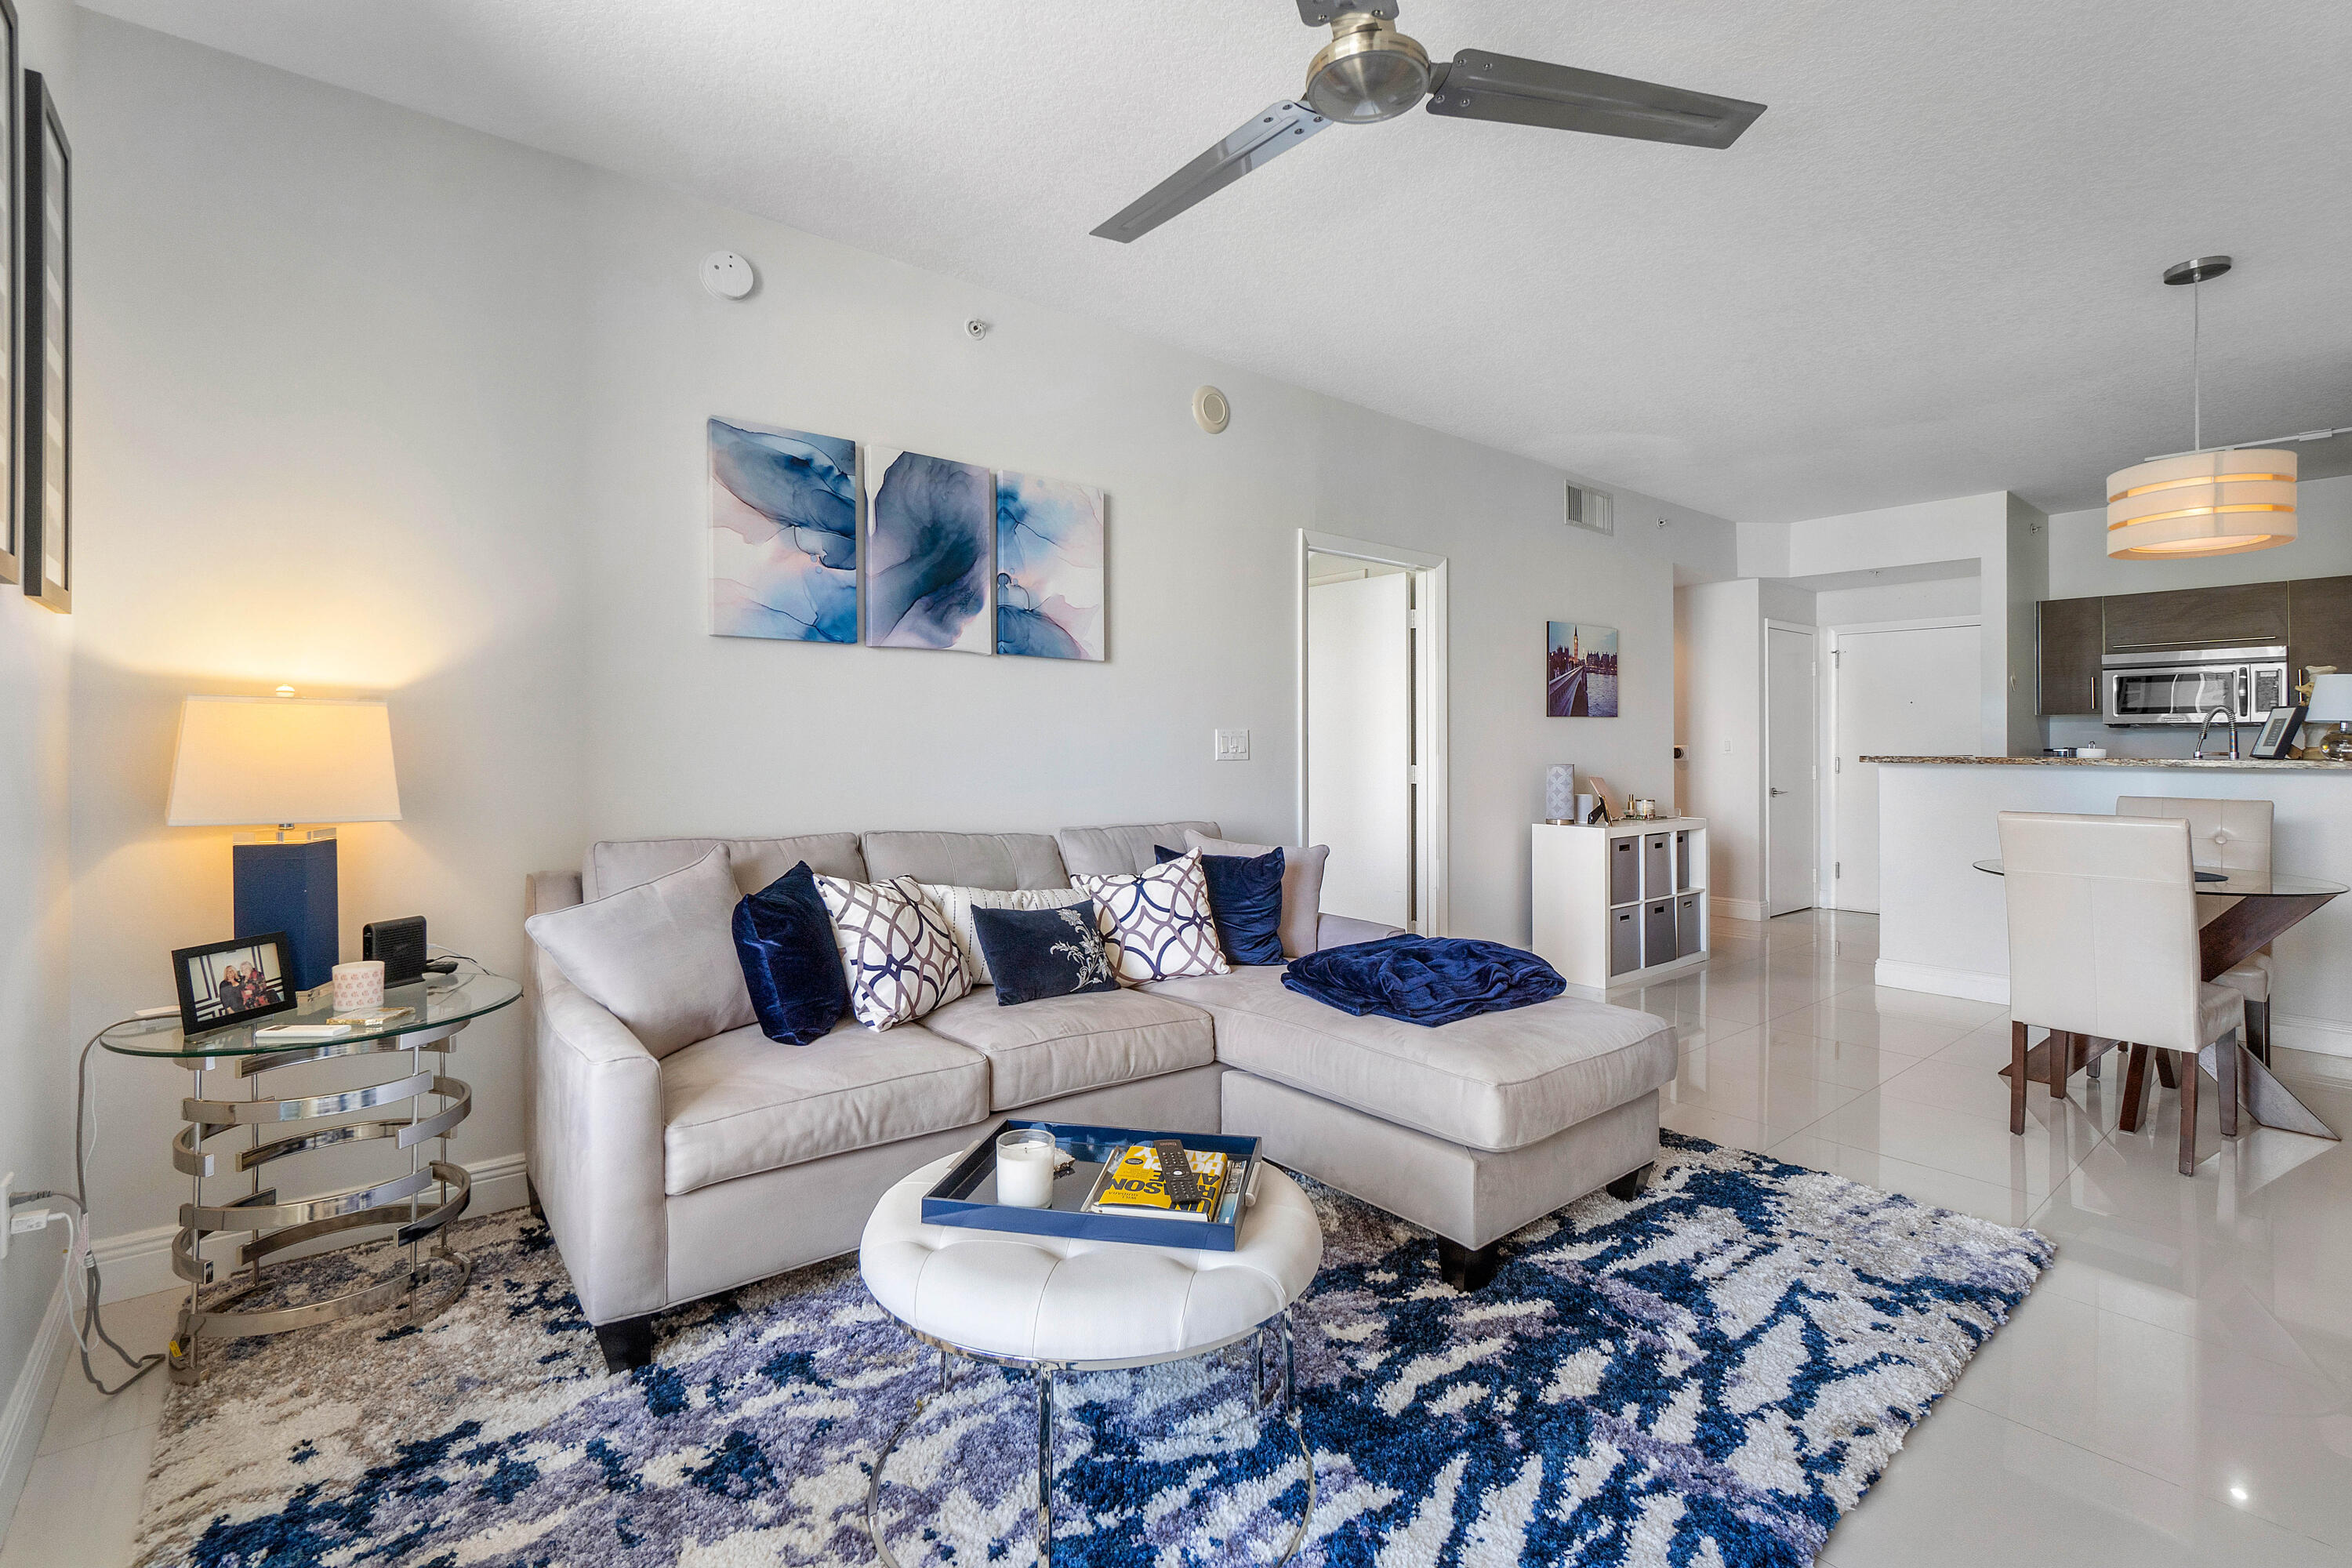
[1835,861,1842,878]
[1406,764,1421,784]
[1834,756,1842,774]
[1406,608,1423,630]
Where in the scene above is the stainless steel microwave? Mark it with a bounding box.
[2102,645,2289,727]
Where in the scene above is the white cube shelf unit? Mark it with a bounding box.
[1530,818,1709,990]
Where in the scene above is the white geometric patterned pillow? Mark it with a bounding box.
[816,875,970,1030]
[915,883,1091,987]
[1071,850,1232,985]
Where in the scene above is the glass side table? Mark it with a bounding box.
[101,964,521,1384]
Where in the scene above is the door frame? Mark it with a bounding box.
[1820,615,1982,911]
[1298,530,1449,935]
[1762,619,1817,918]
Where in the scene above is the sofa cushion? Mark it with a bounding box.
[1156,843,1286,965]
[1144,964,1675,1153]
[972,902,1120,1006]
[916,882,1092,985]
[1184,833,1328,958]
[863,830,1066,890]
[1073,851,1232,985]
[920,986,1218,1110]
[818,875,971,1030]
[584,833,866,902]
[731,862,850,1045]
[659,1017,990,1195]
[525,845,756,1058]
[1056,821,1221,878]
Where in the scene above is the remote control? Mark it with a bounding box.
[1152,1138,1202,1207]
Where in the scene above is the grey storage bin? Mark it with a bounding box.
[1643,898,1675,964]
[1610,837,1639,905]
[1609,906,1640,975]
[1643,834,1671,895]
[1676,894,1703,956]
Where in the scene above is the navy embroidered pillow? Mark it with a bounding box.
[971,901,1120,1006]
[731,862,850,1044]
[1156,843,1286,965]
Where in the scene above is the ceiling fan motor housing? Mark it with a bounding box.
[1305,11,1431,122]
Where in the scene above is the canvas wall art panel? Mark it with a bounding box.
[866,448,992,652]
[709,419,858,643]
[1547,621,1619,717]
[995,470,1105,661]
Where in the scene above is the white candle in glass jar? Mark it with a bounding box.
[995,1130,1058,1208]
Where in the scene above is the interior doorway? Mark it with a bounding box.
[1298,532,1449,935]
[1828,618,1982,913]
[1764,622,1817,917]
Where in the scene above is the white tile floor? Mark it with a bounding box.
[7,910,2350,1565]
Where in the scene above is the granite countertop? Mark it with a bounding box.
[1862,755,2352,770]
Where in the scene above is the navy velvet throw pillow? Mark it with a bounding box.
[733,862,850,1044]
[1156,843,1286,965]
[971,901,1120,1006]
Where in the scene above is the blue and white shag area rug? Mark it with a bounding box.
[133,1133,2051,1567]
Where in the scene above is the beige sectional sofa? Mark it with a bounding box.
[524,822,1678,1370]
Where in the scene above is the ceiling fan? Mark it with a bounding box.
[1091,2,1767,243]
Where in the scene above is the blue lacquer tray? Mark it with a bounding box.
[920,1119,1264,1252]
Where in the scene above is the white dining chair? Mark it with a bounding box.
[1998,811,2250,1175]
[2117,796,2274,1062]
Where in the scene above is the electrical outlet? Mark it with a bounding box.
[1214,728,1250,761]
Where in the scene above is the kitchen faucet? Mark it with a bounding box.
[2194,706,2241,760]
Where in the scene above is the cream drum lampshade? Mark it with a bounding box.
[2106,447,2298,560]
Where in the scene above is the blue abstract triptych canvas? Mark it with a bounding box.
[709,418,1103,662]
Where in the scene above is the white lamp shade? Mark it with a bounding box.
[2306,674,2352,725]
[2106,447,2297,559]
[166,696,402,827]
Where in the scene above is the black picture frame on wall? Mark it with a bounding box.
[0,0,19,590]
[21,67,64,613]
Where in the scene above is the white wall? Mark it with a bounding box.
[67,17,1740,1265]
[1676,579,1764,918]
[0,0,80,1534]
[1813,574,1980,625]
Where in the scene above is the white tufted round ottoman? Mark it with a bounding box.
[860,1151,1324,1566]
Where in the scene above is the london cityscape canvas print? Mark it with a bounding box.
[1547,621,1619,717]
[708,419,859,643]
[865,448,993,652]
[995,470,1105,660]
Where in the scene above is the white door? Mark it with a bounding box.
[1832,623,1981,913]
[1308,573,1411,925]
[1765,626,1817,916]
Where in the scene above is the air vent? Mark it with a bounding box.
[1566,483,1614,536]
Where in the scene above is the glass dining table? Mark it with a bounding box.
[1972,858,2345,1140]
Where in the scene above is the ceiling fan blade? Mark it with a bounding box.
[1425,49,1765,149]
[1091,101,1332,243]
[1294,0,1396,23]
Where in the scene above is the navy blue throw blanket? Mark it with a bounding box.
[1282,935,1566,1027]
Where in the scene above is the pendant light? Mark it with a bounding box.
[2106,256,2297,560]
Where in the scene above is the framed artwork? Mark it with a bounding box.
[995,469,1104,660]
[708,418,858,642]
[20,68,64,612]
[0,0,16,587]
[1546,621,1618,717]
[2251,705,2305,760]
[866,448,991,652]
[173,932,296,1036]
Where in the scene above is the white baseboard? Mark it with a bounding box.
[0,1272,71,1551]
[1711,896,1765,924]
[93,1150,529,1305]
[2272,1013,2352,1061]
[1874,959,2009,1005]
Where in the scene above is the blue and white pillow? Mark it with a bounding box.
[815,875,969,1030]
[971,901,1120,1006]
[1072,851,1232,985]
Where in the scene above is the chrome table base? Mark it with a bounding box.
[168,1021,476,1385]
[866,1312,1313,1567]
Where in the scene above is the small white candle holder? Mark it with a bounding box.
[994,1127,1062,1209]
[331,960,386,1011]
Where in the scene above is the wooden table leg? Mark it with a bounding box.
[2118,1043,2148,1133]
[2156,1052,2178,1091]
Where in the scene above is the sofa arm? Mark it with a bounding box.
[1315,913,1404,951]
[532,962,670,1325]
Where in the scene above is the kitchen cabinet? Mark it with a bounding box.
[2038,596,2103,715]
[2103,582,2288,654]
[2288,576,2352,679]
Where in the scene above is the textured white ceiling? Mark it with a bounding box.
[86,0,2352,524]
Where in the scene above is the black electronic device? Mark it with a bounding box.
[362,916,429,985]
[1152,1138,1203,1207]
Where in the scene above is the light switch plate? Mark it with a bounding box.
[1214,728,1250,761]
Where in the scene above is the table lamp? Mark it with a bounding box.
[165,694,402,993]
[2307,675,2352,761]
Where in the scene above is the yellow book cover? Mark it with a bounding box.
[1083,1144,1229,1221]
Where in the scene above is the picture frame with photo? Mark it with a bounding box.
[2250,705,2305,760]
[20,67,65,612]
[172,932,296,1036]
